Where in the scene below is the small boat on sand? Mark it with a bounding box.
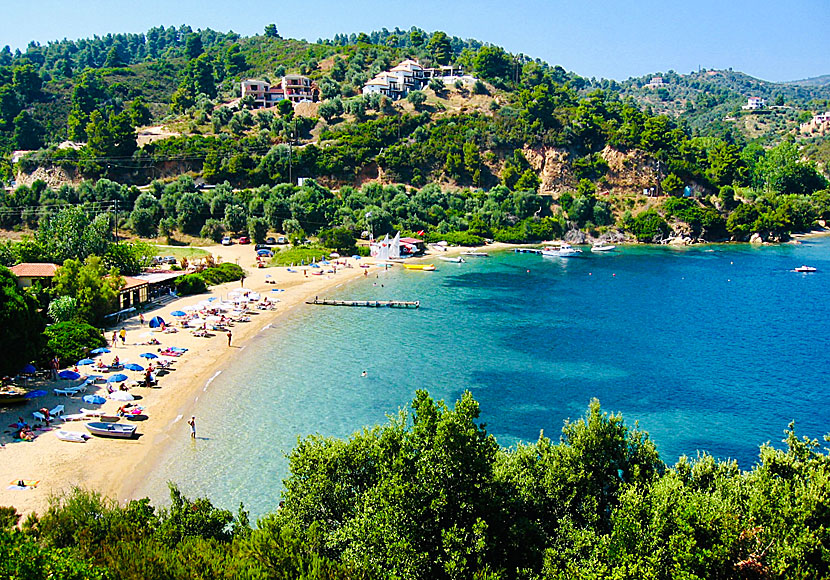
[404,264,436,271]
[794,265,817,273]
[438,256,465,263]
[0,387,27,405]
[85,422,136,439]
[56,430,89,443]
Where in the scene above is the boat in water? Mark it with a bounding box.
[403,264,436,271]
[85,422,137,439]
[460,251,489,257]
[794,265,817,273]
[591,244,617,253]
[438,256,465,263]
[542,243,582,257]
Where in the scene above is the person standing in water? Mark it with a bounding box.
[188,416,196,439]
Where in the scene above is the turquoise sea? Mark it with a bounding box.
[137,238,830,519]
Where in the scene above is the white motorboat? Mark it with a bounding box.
[460,251,489,257]
[85,422,136,439]
[591,244,617,253]
[794,265,817,273]
[542,243,582,257]
[438,256,465,263]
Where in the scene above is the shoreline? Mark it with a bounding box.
[0,245,368,516]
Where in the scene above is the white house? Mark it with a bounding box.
[646,76,664,88]
[742,96,766,110]
[362,59,473,100]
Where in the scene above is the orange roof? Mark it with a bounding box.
[8,263,59,278]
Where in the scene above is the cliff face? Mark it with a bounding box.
[522,145,661,197]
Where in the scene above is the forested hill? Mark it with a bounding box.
[0,24,828,247]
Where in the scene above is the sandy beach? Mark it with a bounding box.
[0,243,372,515]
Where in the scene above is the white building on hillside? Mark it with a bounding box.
[241,76,318,109]
[362,59,475,100]
[742,96,766,110]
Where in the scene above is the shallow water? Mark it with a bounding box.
[137,239,830,519]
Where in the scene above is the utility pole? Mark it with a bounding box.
[114,199,119,242]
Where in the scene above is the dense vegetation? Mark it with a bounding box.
[0,24,827,246]
[2,391,829,579]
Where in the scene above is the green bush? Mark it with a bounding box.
[174,274,207,295]
[199,263,244,285]
[424,231,484,246]
[42,321,106,365]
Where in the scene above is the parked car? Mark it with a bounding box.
[256,249,274,257]
[238,236,251,245]
[163,256,177,265]
[275,236,287,244]
[265,236,277,245]
[221,236,232,246]
[255,243,268,251]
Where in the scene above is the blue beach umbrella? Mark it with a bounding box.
[139,353,158,359]
[24,389,47,399]
[170,310,186,317]
[107,373,128,383]
[124,363,144,371]
[83,394,106,405]
[91,347,110,354]
[148,316,166,328]
[20,364,36,374]
[58,370,81,380]
[77,358,95,366]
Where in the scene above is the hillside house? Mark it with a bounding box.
[646,76,664,88]
[363,59,473,100]
[8,262,59,289]
[241,75,318,109]
[800,111,830,136]
[742,96,766,110]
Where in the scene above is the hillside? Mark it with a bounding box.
[0,25,828,249]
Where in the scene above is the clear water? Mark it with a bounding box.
[137,239,830,519]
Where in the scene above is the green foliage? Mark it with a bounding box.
[42,320,106,365]
[200,218,225,242]
[0,266,44,375]
[36,206,112,264]
[270,246,329,266]
[318,227,356,253]
[198,263,244,285]
[104,241,156,275]
[52,256,123,326]
[626,209,670,242]
[424,230,485,246]
[174,273,207,295]
[47,295,78,323]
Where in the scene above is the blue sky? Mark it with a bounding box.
[1,0,827,82]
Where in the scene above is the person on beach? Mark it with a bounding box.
[111,331,117,346]
[227,330,232,346]
[188,416,196,438]
[139,313,145,326]
[119,328,126,345]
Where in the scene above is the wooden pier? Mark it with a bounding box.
[307,298,420,309]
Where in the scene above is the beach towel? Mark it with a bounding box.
[9,479,39,488]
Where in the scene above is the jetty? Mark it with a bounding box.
[307,298,420,309]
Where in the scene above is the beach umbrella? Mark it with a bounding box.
[265,274,272,278]
[148,316,166,328]
[106,373,129,383]
[189,317,206,326]
[352,255,361,260]
[77,358,95,366]
[58,370,81,380]
[207,297,217,302]
[139,353,158,359]
[24,389,47,399]
[183,304,198,311]
[206,315,221,323]
[271,288,284,292]
[91,347,110,354]
[238,288,253,293]
[83,394,106,405]
[20,363,36,374]
[124,363,144,371]
[109,391,135,402]
[170,310,186,317]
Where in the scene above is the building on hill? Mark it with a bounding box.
[800,111,830,136]
[241,75,318,109]
[742,96,766,110]
[8,262,59,289]
[646,76,664,88]
[362,59,475,100]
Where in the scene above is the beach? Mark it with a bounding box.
[0,243,370,515]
